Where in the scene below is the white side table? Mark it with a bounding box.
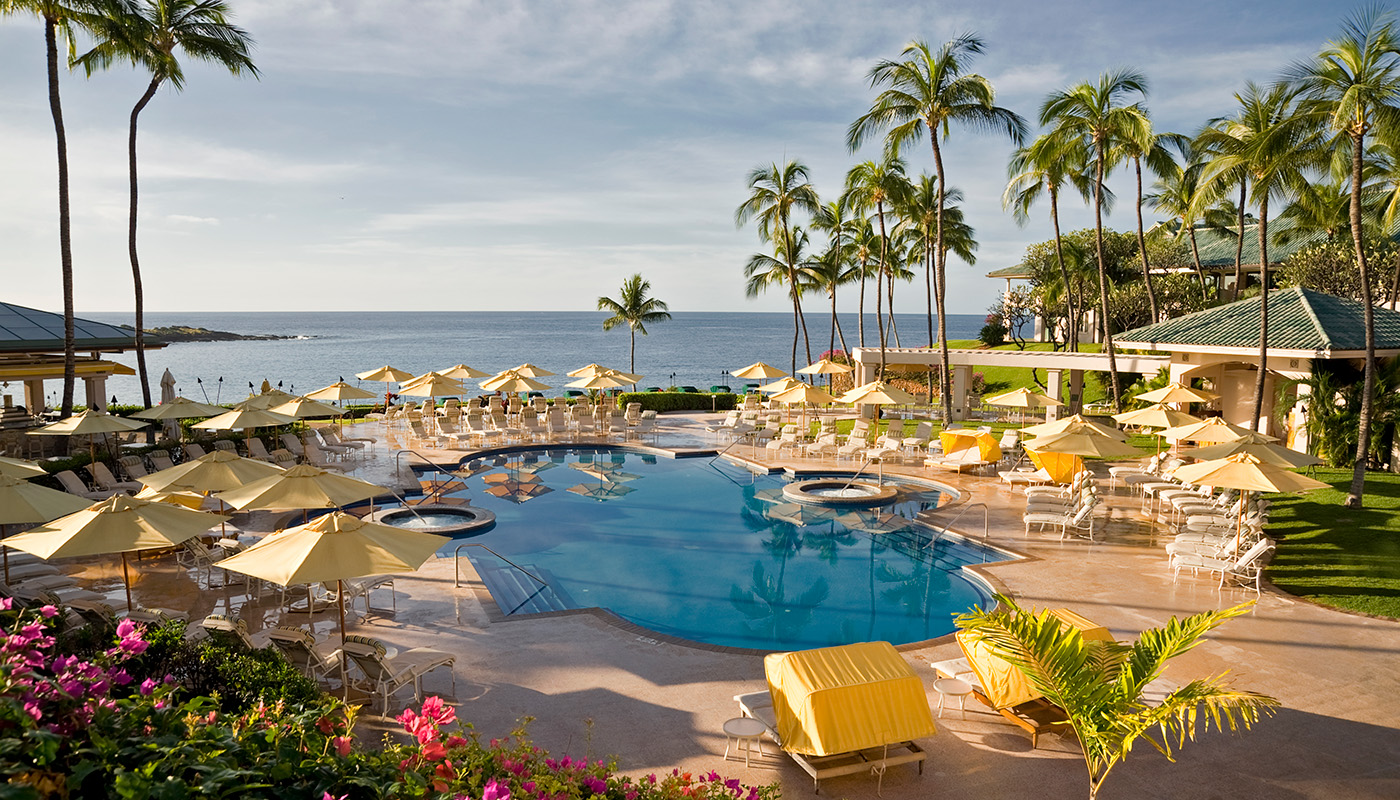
[933,677,973,719]
[722,716,767,767]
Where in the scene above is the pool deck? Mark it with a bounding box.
[68,412,1400,799]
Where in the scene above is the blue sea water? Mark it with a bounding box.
[81,311,983,404]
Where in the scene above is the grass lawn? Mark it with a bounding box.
[1266,468,1400,618]
[945,339,1112,406]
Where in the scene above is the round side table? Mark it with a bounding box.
[933,677,973,719]
[722,716,767,767]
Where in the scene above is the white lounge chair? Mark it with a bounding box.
[55,470,119,501]
[341,635,455,714]
[1171,538,1274,592]
[87,461,142,494]
[1024,501,1098,539]
[267,627,343,683]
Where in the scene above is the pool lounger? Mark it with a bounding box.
[733,691,927,793]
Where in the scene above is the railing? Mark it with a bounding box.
[454,543,548,589]
[708,429,755,465]
[395,448,442,475]
[839,457,874,491]
[924,502,991,562]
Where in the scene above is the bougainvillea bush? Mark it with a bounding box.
[0,603,780,800]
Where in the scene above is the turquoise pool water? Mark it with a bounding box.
[412,447,1004,651]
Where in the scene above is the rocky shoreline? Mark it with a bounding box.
[119,324,298,343]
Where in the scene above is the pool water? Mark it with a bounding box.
[415,447,1004,651]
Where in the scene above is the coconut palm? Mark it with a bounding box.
[1005,134,1098,350]
[75,0,258,414]
[1113,126,1187,322]
[736,161,822,372]
[2,0,120,415]
[1198,81,1323,430]
[1288,6,1400,507]
[744,227,819,368]
[844,157,911,374]
[957,595,1278,800]
[1041,70,1153,411]
[810,198,857,359]
[597,274,671,385]
[847,217,881,349]
[1144,143,1213,300]
[849,34,1027,421]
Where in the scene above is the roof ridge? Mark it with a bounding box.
[1289,287,1332,351]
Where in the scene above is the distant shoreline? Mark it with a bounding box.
[118,324,299,343]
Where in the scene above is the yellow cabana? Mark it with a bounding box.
[939,430,1001,463]
[1024,449,1084,484]
[764,640,935,757]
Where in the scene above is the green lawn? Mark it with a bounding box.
[1266,468,1400,618]
[945,339,1112,406]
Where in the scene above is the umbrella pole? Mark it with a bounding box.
[2,524,8,584]
[338,579,347,646]
[122,552,134,612]
[309,584,315,623]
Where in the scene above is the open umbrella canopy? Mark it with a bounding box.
[763,502,836,527]
[356,365,414,383]
[1186,438,1322,469]
[1019,414,1127,441]
[769,384,840,404]
[0,456,47,481]
[304,381,378,403]
[215,511,449,587]
[1159,417,1275,444]
[270,397,344,419]
[131,396,226,420]
[509,363,555,378]
[439,364,491,380]
[140,450,285,494]
[796,358,853,376]
[732,362,787,380]
[1170,452,1330,493]
[242,389,296,410]
[1024,450,1084,484]
[482,370,551,393]
[4,494,221,560]
[215,464,388,511]
[194,406,296,431]
[758,376,803,394]
[399,373,468,397]
[984,387,1064,409]
[567,481,635,501]
[1134,382,1220,404]
[134,485,211,511]
[834,510,911,534]
[567,363,637,379]
[1112,403,1203,429]
[30,409,147,436]
[1024,430,1144,459]
[566,370,638,390]
[839,380,918,406]
[939,430,1001,462]
[484,479,554,503]
[0,474,89,525]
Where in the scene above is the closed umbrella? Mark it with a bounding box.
[732,362,787,380]
[159,369,178,440]
[1019,414,1127,441]
[29,409,148,460]
[1159,417,1275,444]
[0,456,47,481]
[216,511,448,644]
[0,474,89,581]
[1134,382,1220,404]
[4,495,221,610]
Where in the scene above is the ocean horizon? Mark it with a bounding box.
[80,310,985,405]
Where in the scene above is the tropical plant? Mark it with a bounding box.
[846,216,881,349]
[75,0,258,414]
[844,157,911,373]
[1114,126,1187,321]
[597,274,671,385]
[1289,5,1400,507]
[1144,141,1213,299]
[810,198,858,359]
[956,595,1278,800]
[1041,69,1153,411]
[2,0,120,416]
[736,160,822,372]
[848,34,1027,422]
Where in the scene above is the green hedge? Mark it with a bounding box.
[616,392,737,412]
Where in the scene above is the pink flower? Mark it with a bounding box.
[115,618,137,639]
[22,702,41,721]
[583,777,606,795]
[333,736,352,757]
[139,678,157,696]
[0,597,12,610]
[39,605,57,619]
[421,695,456,726]
[482,778,510,800]
[421,740,448,761]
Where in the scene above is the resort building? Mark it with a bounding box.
[0,301,147,419]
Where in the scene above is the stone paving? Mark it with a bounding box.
[64,413,1400,799]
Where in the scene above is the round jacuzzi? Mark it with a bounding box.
[369,504,495,536]
[783,479,900,507]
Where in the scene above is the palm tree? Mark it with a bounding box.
[849,34,1027,422]
[844,157,911,374]
[810,199,857,360]
[597,274,671,386]
[847,218,880,349]
[957,595,1278,800]
[1289,6,1400,508]
[744,227,819,367]
[1143,143,1213,300]
[1004,134,1097,350]
[75,0,258,414]
[3,0,118,416]
[901,172,946,397]
[736,161,821,372]
[1113,126,1186,321]
[1198,82,1322,430]
[1041,69,1152,411]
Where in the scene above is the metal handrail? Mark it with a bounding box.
[924,502,991,561]
[454,543,548,589]
[708,429,755,464]
[839,457,873,491]
[394,448,439,474]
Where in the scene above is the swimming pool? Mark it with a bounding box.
[409,447,1004,651]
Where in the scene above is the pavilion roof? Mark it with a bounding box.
[0,302,151,354]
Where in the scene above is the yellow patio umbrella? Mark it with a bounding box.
[133,485,209,511]
[796,358,853,376]
[270,397,344,420]
[215,511,449,644]
[399,374,469,428]
[1159,417,1275,444]
[1111,403,1202,429]
[0,474,89,582]
[242,389,296,410]
[939,430,1001,462]
[482,371,551,393]
[839,380,919,406]
[193,406,296,440]
[565,370,639,391]
[1186,435,1321,469]
[1170,452,1330,552]
[770,382,840,432]
[356,365,414,408]
[1019,414,1127,441]
[130,396,225,420]
[733,361,788,380]
[757,376,803,394]
[215,464,389,514]
[0,456,46,481]
[140,449,285,494]
[304,381,378,403]
[567,363,640,380]
[509,363,555,378]
[1024,449,1084,485]
[1134,382,1220,405]
[29,409,149,460]
[438,364,491,380]
[4,494,221,610]
[1024,429,1144,459]
[985,387,1064,428]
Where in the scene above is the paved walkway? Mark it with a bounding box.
[69,413,1400,799]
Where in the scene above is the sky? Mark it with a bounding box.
[0,0,1366,316]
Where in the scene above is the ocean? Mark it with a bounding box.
[81,311,984,405]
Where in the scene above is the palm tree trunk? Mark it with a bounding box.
[1232,183,1246,301]
[1093,140,1122,410]
[875,202,889,375]
[1050,187,1078,354]
[1187,223,1209,301]
[1251,194,1269,430]
[786,225,814,368]
[629,327,637,386]
[887,274,900,347]
[931,136,954,423]
[926,238,936,400]
[858,259,867,348]
[129,78,161,418]
[1134,157,1159,321]
[45,18,77,417]
[1348,130,1377,508]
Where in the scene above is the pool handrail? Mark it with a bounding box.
[454,543,548,590]
[923,502,991,561]
[395,448,442,475]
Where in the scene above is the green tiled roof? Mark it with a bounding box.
[986,264,1032,279]
[1116,287,1400,353]
[1186,219,1320,269]
[0,301,139,354]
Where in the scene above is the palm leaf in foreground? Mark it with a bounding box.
[956,595,1278,800]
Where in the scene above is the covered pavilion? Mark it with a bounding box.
[0,301,154,418]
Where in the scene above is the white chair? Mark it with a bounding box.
[267,627,343,683]
[303,437,352,472]
[1171,538,1275,592]
[1024,501,1098,539]
[55,470,119,501]
[341,635,455,714]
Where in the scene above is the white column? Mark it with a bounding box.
[84,376,108,411]
[23,380,44,413]
[1046,369,1063,421]
[951,365,970,421]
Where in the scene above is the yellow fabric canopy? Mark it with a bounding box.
[1025,449,1084,484]
[270,397,344,419]
[1170,452,1330,493]
[140,449,285,494]
[1024,429,1144,459]
[840,380,918,405]
[4,494,221,560]
[1019,414,1127,441]
[30,409,147,436]
[764,641,935,757]
[193,407,296,431]
[214,464,388,510]
[769,384,840,404]
[130,396,225,419]
[1159,417,1274,444]
[0,456,46,481]
[0,474,89,526]
[796,358,852,375]
[399,374,468,397]
[958,608,1114,709]
[758,377,803,394]
[304,381,378,402]
[733,361,787,380]
[1134,382,1219,404]
[509,363,555,378]
[565,369,638,390]
[356,365,413,383]
[1186,438,1321,468]
[482,370,552,393]
[439,364,491,380]
[939,430,1001,462]
[984,387,1063,409]
[1111,403,1202,429]
[215,511,448,587]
